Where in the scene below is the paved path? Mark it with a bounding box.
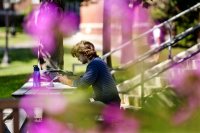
[64,32,103,51]
[0,32,121,58]
[0,32,102,50]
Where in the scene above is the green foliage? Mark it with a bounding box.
[175,13,199,47]
[53,89,103,130]
[149,0,176,21]
[149,0,200,47]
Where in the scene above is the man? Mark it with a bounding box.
[58,40,121,107]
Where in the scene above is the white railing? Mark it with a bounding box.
[102,2,200,60]
[111,23,200,74]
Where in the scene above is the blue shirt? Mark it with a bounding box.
[73,57,121,105]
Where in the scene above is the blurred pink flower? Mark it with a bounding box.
[168,64,200,124]
[102,105,140,133]
[167,64,200,98]
[60,12,79,37]
[20,90,68,117]
[36,4,61,34]
[24,3,61,36]
[171,97,200,125]
[27,118,72,133]
[23,2,79,41]
[23,2,80,56]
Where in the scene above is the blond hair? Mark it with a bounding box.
[71,40,98,60]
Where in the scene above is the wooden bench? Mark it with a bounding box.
[0,99,19,133]
[0,99,28,133]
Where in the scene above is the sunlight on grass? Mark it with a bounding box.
[0,28,34,47]
[0,60,37,76]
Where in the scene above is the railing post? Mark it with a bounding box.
[140,61,145,107]
[166,22,174,59]
[13,108,19,133]
[0,109,3,133]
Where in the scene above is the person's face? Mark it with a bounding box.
[77,54,88,64]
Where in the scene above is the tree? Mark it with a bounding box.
[37,0,82,70]
[149,0,200,47]
[120,0,134,64]
[36,0,64,70]
[46,0,152,68]
[37,0,151,69]
[103,0,112,67]
[103,0,152,67]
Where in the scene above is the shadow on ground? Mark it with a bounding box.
[0,48,35,63]
[0,74,30,98]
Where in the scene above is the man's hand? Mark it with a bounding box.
[57,75,73,86]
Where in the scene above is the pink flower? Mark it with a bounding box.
[59,12,79,37]
[27,118,72,133]
[167,65,200,100]
[168,64,200,124]
[23,2,79,40]
[102,105,140,133]
[20,90,68,117]
[171,98,199,125]
[23,2,80,55]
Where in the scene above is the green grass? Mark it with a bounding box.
[0,27,34,47]
[0,74,30,98]
[0,47,36,98]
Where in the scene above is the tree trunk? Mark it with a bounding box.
[103,0,112,68]
[38,0,64,70]
[120,1,134,64]
[50,32,64,69]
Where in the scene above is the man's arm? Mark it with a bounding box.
[73,62,98,88]
[58,61,99,88]
[57,75,73,86]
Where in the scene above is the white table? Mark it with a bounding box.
[12,78,76,97]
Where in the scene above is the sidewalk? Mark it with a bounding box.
[0,32,102,50]
[0,32,121,58]
[64,32,103,51]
